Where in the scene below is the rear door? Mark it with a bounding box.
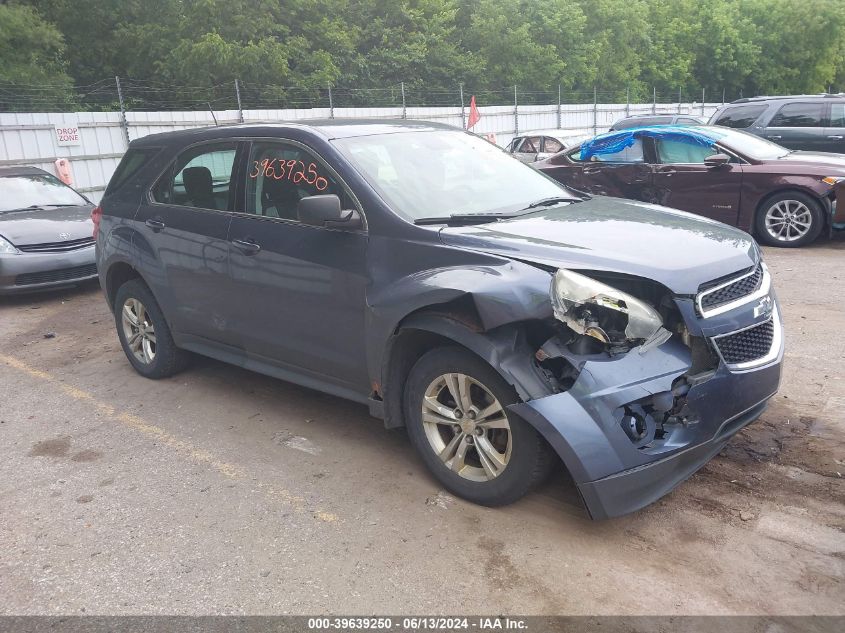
[651,137,743,225]
[536,136,563,161]
[136,141,242,343]
[823,102,845,153]
[762,101,827,151]
[577,137,654,200]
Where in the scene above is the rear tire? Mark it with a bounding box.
[404,346,553,506]
[755,191,824,247]
[114,279,189,379]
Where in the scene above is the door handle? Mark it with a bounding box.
[827,135,843,140]
[660,170,677,176]
[145,218,165,232]
[769,135,782,140]
[231,238,261,255]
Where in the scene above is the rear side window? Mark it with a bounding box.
[152,143,237,210]
[106,148,158,195]
[544,137,564,153]
[768,102,824,128]
[829,103,845,127]
[713,105,766,129]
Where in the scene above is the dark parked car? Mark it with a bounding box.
[535,125,845,247]
[95,120,783,519]
[0,166,96,294]
[709,94,845,153]
[609,113,705,131]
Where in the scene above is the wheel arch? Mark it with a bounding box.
[380,303,556,430]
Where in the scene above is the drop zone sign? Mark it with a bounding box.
[55,122,81,146]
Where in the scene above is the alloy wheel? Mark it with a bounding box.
[121,297,156,364]
[421,372,512,482]
[764,199,813,242]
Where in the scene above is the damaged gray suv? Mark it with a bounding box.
[95,120,783,519]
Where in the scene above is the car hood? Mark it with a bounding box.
[439,197,758,295]
[771,151,845,171]
[0,204,94,246]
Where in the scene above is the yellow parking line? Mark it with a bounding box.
[0,353,338,523]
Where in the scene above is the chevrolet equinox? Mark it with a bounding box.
[95,120,784,519]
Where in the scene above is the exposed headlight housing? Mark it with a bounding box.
[550,269,668,348]
[0,235,19,255]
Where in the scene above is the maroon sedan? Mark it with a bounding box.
[534,125,845,247]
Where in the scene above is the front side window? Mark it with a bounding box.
[713,105,766,129]
[0,172,88,213]
[768,103,824,128]
[655,138,717,164]
[829,103,845,127]
[333,130,570,221]
[152,143,237,210]
[244,142,354,221]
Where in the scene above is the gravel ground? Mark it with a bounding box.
[0,235,843,615]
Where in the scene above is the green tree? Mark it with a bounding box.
[0,1,75,110]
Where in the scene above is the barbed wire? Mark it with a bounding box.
[0,77,757,114]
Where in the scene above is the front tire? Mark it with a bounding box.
[404,347,553,506]
[114,279,188,379]
[755,191,824,247]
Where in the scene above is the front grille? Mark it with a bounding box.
[14,263,97,286]
[714,317,774,365]
[17,237,95,253]
[699,264,764,312]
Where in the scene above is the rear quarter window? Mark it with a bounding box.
[713,105,767,129]
[105,148,160,195]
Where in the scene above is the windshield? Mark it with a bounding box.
[333,130,573,220]
[703,127,790,160]
[0,173,88,212]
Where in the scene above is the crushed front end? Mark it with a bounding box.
[510,261,783,519]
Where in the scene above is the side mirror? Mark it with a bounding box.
[704,153,731,168]
[297,194,363,230]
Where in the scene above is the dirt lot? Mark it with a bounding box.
[1,236,843,616]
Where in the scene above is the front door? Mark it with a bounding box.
[762,101,827,151]
[226,140,369,394]
[650,137,743,225]
[823,102,845,154]
[135,141,241,343]
[513,136,541,163]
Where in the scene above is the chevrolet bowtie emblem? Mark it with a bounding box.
[753,295,773,318]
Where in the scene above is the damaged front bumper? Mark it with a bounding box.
[509,306,784,520]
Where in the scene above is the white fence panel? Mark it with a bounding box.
[1,102,726,202]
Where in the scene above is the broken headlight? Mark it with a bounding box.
[550,269,668,347]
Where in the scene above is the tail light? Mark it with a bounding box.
[91,206,103,239]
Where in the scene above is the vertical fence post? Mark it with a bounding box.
[115,76,130,148]
[400,81,406,119]
[625,86,630,118]
[722,88,725,105]
[513,85,519,136]
[557,84,562,129]
[593,86,597,136]
[327,84,334,119]
[652,86,656,114]
[678,87,682,113]
[459,83,466,129]
[234,79,243,123]
[701,88,706,116]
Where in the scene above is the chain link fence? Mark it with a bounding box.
[0,78,730,200]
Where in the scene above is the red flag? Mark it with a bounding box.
[467,95,481,129]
